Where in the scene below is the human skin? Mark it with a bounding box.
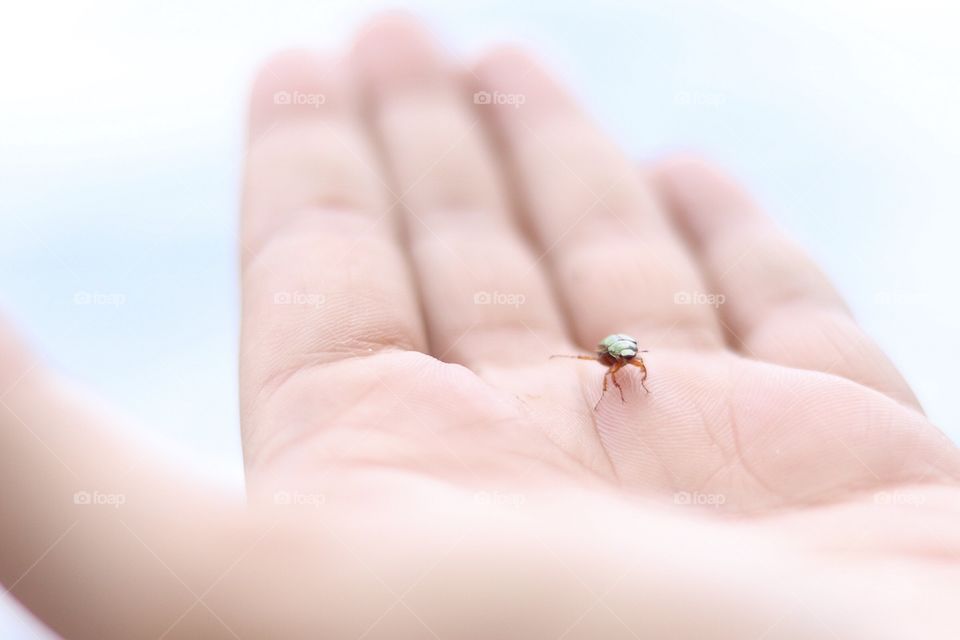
[2,13,960,639]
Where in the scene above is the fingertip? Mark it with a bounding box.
[247,50,349,140]
[470,45,573,118]
[350,12,450,96]
[649,154,733,190]
[649,154,763,242]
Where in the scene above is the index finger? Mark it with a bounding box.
[240,52,428,464]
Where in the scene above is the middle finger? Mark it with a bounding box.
[351,16,572,368]
[473,49,725,352]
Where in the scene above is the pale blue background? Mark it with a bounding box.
[2,1,959,636]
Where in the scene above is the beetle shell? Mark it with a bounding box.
[598,333,639,359]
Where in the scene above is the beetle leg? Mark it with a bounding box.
[550,354,599,361]
[630,357,650,393]
[594,370,611,410]
[609,361,626,402]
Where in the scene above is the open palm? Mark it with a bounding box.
[239,17,957,515]
[4,14,960,640]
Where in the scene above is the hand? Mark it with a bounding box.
[238,15,956,509]
[2,14,958,639]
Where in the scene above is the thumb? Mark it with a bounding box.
[0,317,257,639]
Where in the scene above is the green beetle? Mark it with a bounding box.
[551,333,649,410]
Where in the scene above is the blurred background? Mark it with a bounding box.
[2,0,958,635]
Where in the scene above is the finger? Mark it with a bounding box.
[0,318,245,638]
[240,51,428,457]
[351,17,570,367]
[651,157,921,409]
[0,320,447,640]
[0,334,418,640]
[471,49,724,351]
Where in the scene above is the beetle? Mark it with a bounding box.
[551,334,649,410]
